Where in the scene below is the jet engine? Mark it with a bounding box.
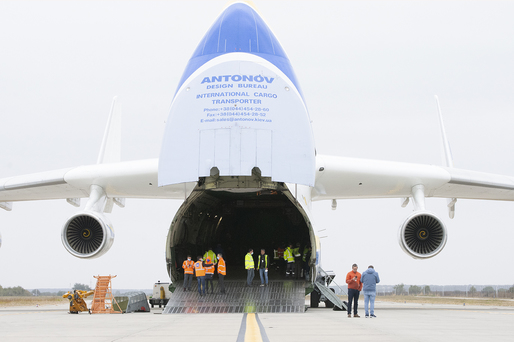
[398,211,447,259]
[61,211,114,259]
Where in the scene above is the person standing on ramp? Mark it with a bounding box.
[217,253,226,294]
[245,249,255,286]
[182,255,194,291]
[194,256,206,296]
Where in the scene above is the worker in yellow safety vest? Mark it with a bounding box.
[203,247,217,265]
[217,253,226,294]
[245,249,255,286]
[284,243,295,278]
[258,249,269,286]
[182,255,194,291]
[194,256,206,296]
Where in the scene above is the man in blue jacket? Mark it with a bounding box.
[361,265,380,318]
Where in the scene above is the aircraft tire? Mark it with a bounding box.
[310,289,320,308]
[325,288,335,308]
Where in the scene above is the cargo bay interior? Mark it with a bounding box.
[166,182,313,282]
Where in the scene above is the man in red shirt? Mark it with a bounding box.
[346,263,363,318]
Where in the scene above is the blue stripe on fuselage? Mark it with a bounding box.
[175,3,303,97]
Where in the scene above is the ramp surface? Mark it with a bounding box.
[163,280,306,314]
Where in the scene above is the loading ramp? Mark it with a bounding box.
[163,280,306,314]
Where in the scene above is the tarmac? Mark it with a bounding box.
[1,300,513,342]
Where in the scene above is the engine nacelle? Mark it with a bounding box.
[61,211,115,259]
[398,211,447,259]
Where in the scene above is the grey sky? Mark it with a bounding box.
[1,1,513,289]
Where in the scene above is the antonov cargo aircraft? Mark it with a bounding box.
[1,2,513,289]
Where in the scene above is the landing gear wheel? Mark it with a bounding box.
[325,288,335,308]
[310,289,320,308]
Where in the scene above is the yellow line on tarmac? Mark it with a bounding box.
[237,313,269,342]
[245,313,263,342]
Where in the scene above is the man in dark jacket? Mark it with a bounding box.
[361,265,380,318]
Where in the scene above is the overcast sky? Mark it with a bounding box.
[1,1,514,290]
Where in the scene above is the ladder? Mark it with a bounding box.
[90,275,122,314]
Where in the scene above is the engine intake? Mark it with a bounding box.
[61,211,114,259]
[398,211,447,259]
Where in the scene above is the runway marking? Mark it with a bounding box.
[236,313,270,342]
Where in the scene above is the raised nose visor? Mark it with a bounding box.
[158,2,315,187]
[176,2,301,96]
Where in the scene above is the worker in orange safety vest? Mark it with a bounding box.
[182,255,194,291]
[204,257,215,294]
[194,256,206,296]
[217,253,226,294]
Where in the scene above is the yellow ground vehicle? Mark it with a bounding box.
[62,290,94,314]
[149,281,171,308]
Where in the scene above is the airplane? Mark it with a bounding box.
[1,1,514,306]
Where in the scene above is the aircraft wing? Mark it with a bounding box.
[0,159,193,206]
[313,154,514,201]
[5,153,514,205]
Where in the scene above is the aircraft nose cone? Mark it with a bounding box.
[176,2,302,97]
[193,3,286,57]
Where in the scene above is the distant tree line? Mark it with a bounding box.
[73,283,91,291]
[0,285,31,296]
[31,289,67,296]
[1,283,91,297]
[391,284,514,298]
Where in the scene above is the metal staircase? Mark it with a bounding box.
[90,275,121,314]
[315,267,348,311]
